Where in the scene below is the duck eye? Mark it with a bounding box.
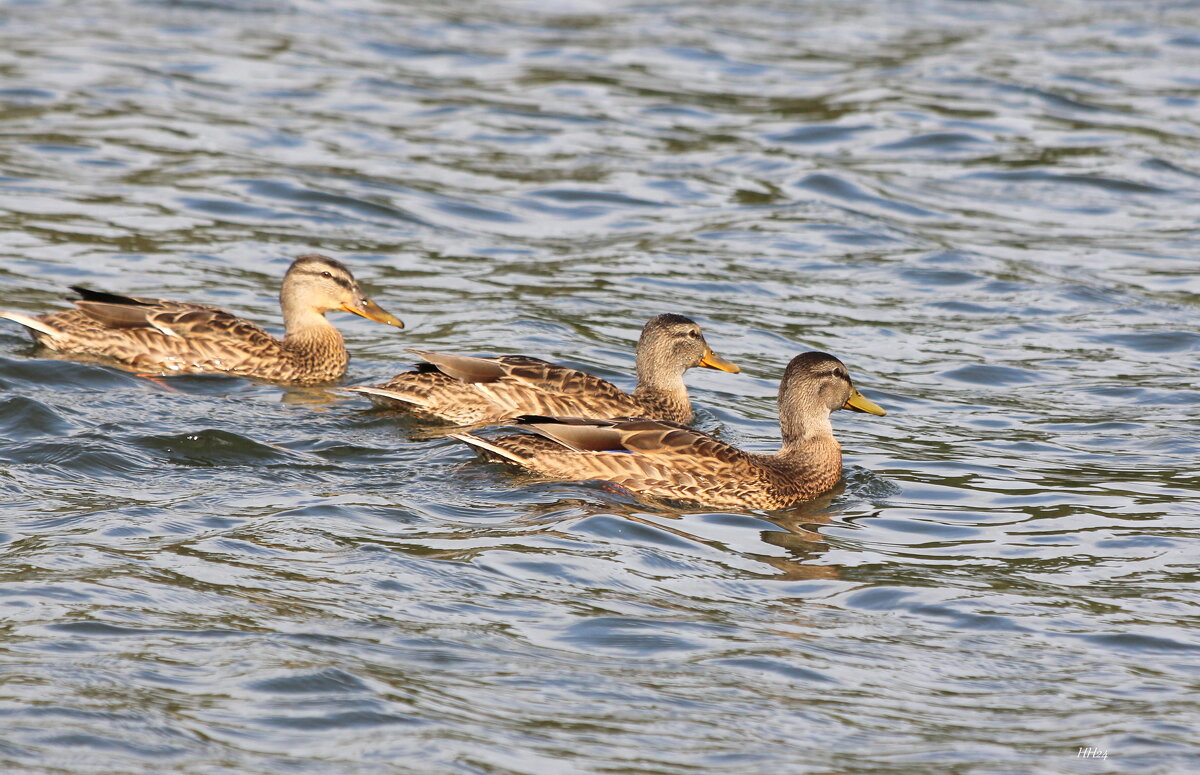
[688,331,701,339]
[321,271,333,279]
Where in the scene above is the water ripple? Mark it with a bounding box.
[1,0,1199,772]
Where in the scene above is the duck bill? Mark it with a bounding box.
[843,388,886,416]
[699,347,740,373]
[343,298,404,328]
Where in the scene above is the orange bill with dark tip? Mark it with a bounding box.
[699,347,740,373]
[843,387,885,415]
[344,297,403,328]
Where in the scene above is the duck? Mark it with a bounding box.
[348,313,741,425]
[449,351,885,510]
[0,254,403,384]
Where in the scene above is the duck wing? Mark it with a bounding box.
[70,286,275,346]
[453,416,770,507]
[352,350,642,423]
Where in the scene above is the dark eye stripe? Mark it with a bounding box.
[301,269,354,291]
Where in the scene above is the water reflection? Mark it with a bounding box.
[278,386,347,409]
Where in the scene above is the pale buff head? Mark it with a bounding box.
[634,313,740,388]
[777,352,885,445]
[279,254,403,331]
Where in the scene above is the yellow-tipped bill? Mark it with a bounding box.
[699,347,740,373]
[843,387,885,416]
[344,298,404,328]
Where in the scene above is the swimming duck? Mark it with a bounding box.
[0,254,403,383]
[450,351,885,510]
[349,313,740,425]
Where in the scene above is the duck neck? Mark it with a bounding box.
[776,410,843,487]
[780,408,833,451]
[634,363,690,420]
[282,309,346,366]
[281,291,329,335]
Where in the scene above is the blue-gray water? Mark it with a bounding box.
[1,0,1198,772]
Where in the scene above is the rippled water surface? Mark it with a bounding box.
[2,0,1199,772]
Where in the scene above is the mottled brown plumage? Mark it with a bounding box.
[451,352,886,510]
[349,314,740,424]
[0,254,403,384]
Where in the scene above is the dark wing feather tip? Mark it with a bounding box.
[70,286,157,307]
